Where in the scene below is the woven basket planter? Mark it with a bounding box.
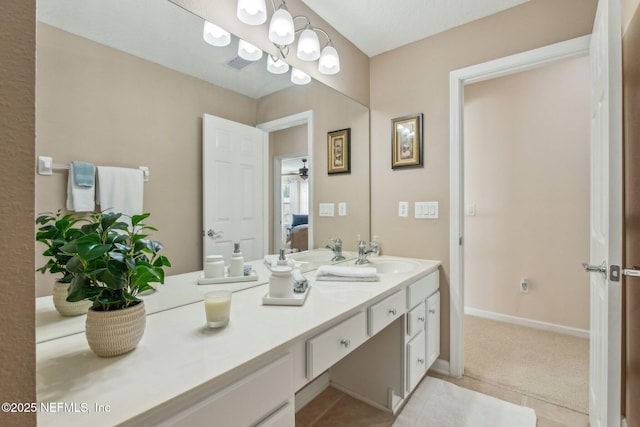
[85,301,146,357]
[52,281,91,317]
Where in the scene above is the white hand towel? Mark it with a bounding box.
[66,162,96,212]
[316,265,379,282]
[96,166,144,220]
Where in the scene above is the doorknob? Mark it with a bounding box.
[207,229,223,239]
[582,261,607,278]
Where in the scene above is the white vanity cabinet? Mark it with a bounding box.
[404,270,440,394]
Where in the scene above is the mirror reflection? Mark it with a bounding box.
[35,0,370,342]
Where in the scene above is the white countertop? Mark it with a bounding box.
[36,255,440,426]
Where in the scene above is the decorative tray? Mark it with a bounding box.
[262,286,311,306]
[197,270,258,285]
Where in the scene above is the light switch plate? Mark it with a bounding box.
[415,201,438,219]
[399,201,409,217]
[319,203,335,217]
[338,202,347,216]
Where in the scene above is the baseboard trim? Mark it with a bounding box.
[295,372,330,412]
[465,307,590,339]
[330,381,392,413]
[429,358,451,377]
[622,417,628,427]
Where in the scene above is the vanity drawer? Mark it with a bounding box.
[307,311,367,380]
[406,330,427,393]
[406,270,439,308]
[161,353,293,427]
[368,289,406,336]
[407,301,426,337]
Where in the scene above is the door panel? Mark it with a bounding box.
[203,114,267,265]
[588,0,623,426]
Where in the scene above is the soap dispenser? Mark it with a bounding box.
[277,249,289,266]
[230,243,244,277]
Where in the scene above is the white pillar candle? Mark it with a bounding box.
[204,290,232,328]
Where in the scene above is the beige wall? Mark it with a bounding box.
[257,82,370,252]
[464,56,590,330]
[0,1,36,426]
[268,124,308,250]
[370,0,597,360]
[35,23,257,294]
[171,0,370,106]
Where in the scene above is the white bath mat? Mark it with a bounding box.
[392,377,536,427]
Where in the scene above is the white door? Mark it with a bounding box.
[586,0,622,426]
[203,114,267,265]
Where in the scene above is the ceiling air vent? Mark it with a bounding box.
[226,56,253,70]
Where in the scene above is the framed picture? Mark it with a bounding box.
[391,113,423,169]
[327,128,351,174]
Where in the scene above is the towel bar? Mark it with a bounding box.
[37,156,149,182]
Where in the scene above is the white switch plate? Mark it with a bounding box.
[399,201,409,217]
[338,202,347,216]
[415,201,438,219]
[319,203,335,217]
[466,203,476,216]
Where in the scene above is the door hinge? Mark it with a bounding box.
[610,265,620,282]
[459,236,463,246]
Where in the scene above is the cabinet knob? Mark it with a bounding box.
[388,308,397,315]
[429,308,436,314]
[418,316,425,322]
[340,339,351,348]
[418,358,425,364]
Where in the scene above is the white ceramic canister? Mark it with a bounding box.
[269,266,294,298]
[204,254,225,278]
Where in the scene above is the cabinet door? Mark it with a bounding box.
[426,291,440,368]
[406,330,427,393]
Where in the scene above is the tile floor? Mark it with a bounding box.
[295,372,590,427]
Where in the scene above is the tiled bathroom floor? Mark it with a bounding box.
[295,373,590,427]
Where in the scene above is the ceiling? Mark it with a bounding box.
[301,0,530,57]
[37,0,531,100]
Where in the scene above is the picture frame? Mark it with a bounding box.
[391,113,423,169]
[327,128,351,174]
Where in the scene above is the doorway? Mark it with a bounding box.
[448,35,591,375]
[276,155,310,253]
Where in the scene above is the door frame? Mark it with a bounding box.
[258,110,314,252]
[448,35,591,377]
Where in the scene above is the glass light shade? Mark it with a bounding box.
[297,28,320,61]
[318,45,340,75]
[268,8,295,45]
[237,0,267,25]
[267,56,290,74]
[291,68,311,85]
[238,39,263,61]
[203,21,231,47]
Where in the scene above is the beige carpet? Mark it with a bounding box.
[464,315,589,413]
[393,376,536,427]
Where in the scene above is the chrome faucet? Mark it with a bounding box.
[355,239,374,265]
[326,238,345,262]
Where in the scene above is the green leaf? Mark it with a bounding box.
[78,243,112,261]
[66,256,85,274]
[131,213,150,227]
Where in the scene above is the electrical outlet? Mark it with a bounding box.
[520,279,528,293]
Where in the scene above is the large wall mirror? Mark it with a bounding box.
[35,0,370,340]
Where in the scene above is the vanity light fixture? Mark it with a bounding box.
[237,0,340,75]
[267,55,290,74]
[238,39,263,61]
[203,21,231,47]
[237,0,267,25]
[291,67,311,85]
[299,158,309,180]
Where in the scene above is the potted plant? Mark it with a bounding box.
[62,211,171,357]
[36,210,92,316]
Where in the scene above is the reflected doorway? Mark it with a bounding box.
[278,156,309,252]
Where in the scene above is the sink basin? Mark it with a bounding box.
[367,259,422,274]
[287,250,356,272]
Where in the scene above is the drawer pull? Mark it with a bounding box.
[418,316,425,322]
[418,358,425,364]
[340,339,351,348]
[429,308,436,314]
[388,308,397,316]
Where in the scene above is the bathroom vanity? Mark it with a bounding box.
[36,254,440,426]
